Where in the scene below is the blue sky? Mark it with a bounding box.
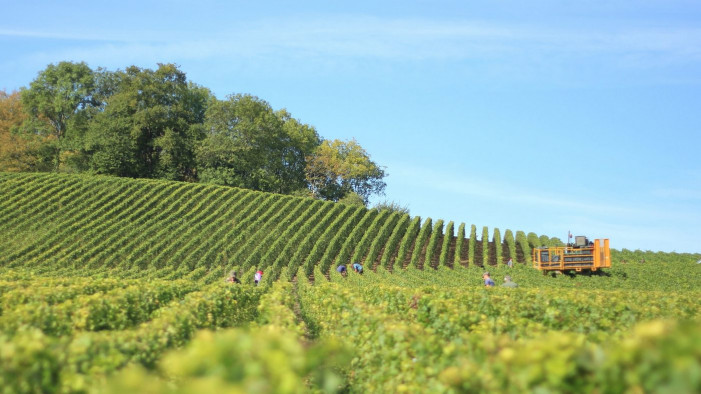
[2,0,700,253]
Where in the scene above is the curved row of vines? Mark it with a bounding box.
[0,173,562,279]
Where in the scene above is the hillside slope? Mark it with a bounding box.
[0,172,562,280]
[1,173,700,393]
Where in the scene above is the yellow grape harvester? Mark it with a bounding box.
[532,236,610,272]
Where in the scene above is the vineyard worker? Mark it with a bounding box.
[254,270,263,285]
[337,264,347,276]
[507,258,514,268]
[227,271,241,284]
[483,272,495,287]
[501,275,518,288]
[352,262,363,274]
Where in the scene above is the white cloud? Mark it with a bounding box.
[5,15,701,69]
[388,160,700,223]
[651,187,701,200]
[384,162,700,252]
[390,162,638,215]
[0,28,138,42]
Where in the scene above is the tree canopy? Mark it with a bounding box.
[85,64,209,180]
[197,94,320,194]
[305,139,386,204]
[19,61,97,171]
[4,62,387,204]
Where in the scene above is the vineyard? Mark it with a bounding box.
[1,173,700,393]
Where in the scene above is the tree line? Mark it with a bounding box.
[0,62,387,205]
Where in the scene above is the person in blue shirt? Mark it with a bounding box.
[336,264,347,277]
[352,262,363,274]
[483,272,495,287]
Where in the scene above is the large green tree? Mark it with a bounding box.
[305,138,386,204]
[12,61,388,199]
[85,64,209,180]
[19,61,97,171]
[196,94,320,193]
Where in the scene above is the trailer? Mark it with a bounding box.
[532,237,610,272]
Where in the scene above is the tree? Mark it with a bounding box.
[276,109,322,192]
[197,94,320,193]
[338,192,366,207]
[305,138,386,204]
[10,62,388,202]
[85,64,209,180]
[19,61,97,171]
[373,200,410,215]
[0,90,51,171]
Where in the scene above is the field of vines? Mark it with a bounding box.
[1,173,699,393]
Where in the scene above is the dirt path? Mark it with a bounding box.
[290,276,316,342]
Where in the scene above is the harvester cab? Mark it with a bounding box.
[532,237,610,272]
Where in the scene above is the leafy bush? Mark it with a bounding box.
[372,200,410,215]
